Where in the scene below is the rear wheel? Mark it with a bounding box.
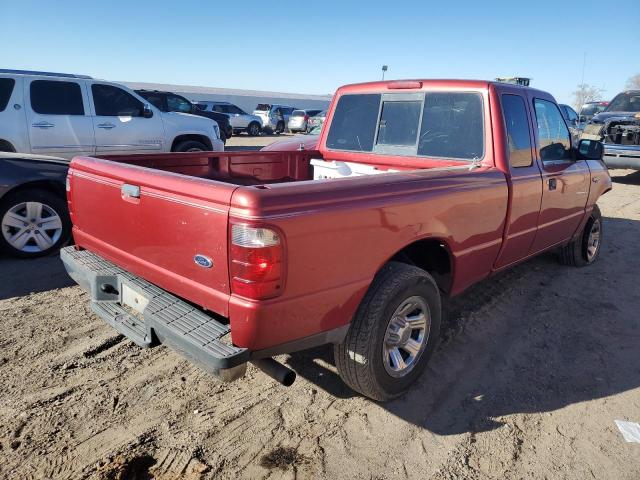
[0,189,71,258]
[173,140,208,152]
[559,204,603,266]
[247,122,261,136]
[334,262,441,401]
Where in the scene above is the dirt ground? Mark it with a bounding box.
[1,136,639,479]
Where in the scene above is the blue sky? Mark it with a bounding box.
[1,0,638,105]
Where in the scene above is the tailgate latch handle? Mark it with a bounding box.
[121,184,140,199]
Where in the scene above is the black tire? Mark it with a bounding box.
[219,129,227,145]
[275,122,285,135]
[173,140,208,152]
[334,262,442,401]
[0,188,71,258]
[559,204,603,267]
[247,122,261,136]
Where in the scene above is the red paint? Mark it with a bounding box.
[67,80,612,352]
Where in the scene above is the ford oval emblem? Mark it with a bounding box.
[194,254,213,268]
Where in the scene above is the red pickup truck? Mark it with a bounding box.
[61,79,611,401]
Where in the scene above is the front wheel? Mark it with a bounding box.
[559,204,603,266]
[0,189,71,258]
[173,140,208,152]
[334,262,441,401]
[247,122,261,136]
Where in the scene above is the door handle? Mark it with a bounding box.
[548,178,557,191]
[97,122,116,129]
[32,121,54,129]
[121,184,140,199]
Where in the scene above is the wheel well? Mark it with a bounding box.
[390,239,453,294]
[171,134,213,151]
[0,139,16,152]
[1,180,65,203]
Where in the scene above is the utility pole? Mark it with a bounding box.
[381,65,388,81]
[580,52,586,86]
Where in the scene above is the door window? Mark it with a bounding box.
[502,94,532,168]
[92,84,144,117]
[533,99,572,162]
[0,78,15,112]
[30,80,84,115]
[167,94,192,113]
[566,106,578,123]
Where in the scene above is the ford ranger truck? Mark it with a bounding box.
[61,80,611,401]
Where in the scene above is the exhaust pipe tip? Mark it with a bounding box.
[252,358,296,386]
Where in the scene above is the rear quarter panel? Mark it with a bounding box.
[228,167,508,350]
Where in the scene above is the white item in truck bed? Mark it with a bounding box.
[311,159,394,179]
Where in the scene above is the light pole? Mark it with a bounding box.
[381,65,388,81]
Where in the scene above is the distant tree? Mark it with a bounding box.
[626,74,640,90]
[571,83,604,110]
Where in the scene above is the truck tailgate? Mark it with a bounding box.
[68,156,237,317]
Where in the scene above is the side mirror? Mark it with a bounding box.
[142,104,153,118]
[579,115,587,123]
[576,139,603,160]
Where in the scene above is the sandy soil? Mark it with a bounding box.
[1,145,639,479]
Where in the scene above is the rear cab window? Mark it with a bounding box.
[0,78,16,112]
[30,80,85,115]
[326,91,484,161]
[502,94,532,168]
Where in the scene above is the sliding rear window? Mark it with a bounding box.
[326,91,484,160]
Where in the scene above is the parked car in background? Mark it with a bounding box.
[307,110,327,131]
[559,104,581,144]
[136,90,232,143]
[261,126,321,151]
[0,152,71,258]
[288,109,322,133]
[62,79,609,401]
[0,69,223,157]
[579,101,609,124]
[581,90,640,170]
[253,104,296,134]
[195,101,262,137]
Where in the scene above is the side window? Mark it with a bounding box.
[0,78,15,112]
[326,94,381,152]
[30,80,84,115]
[167,95,192,113]
[376,100,422,146]
[533,99,572,162]
[230,106,244,115]
[501,95,532,168]
[212,105,224,112]
[567,107,578,123]
[418,92,484,160]
[141,93,165,111]
[92,84,144,117]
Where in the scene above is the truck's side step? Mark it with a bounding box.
[61,247,249,372]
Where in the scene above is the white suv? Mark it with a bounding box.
[0,70,224,158]
[194,101,263,136]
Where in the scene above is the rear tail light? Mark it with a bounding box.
[230,223,284,300]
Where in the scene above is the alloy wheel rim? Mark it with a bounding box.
[382,296,431,378]
[1,201,63,253]
[586,219,601,261]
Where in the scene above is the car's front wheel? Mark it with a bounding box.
[334,262,441,401]
[247,122,261,136]
[173,140,208,152]
[0,189,71,258]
